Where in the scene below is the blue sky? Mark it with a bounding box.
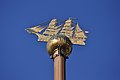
[0,0,120,80]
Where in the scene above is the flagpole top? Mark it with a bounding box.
[47,34,72,58]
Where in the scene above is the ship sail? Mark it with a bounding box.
[60,18,74,38]
[26,18,87,45]
[72,23,87,45]
[43,18,61,36]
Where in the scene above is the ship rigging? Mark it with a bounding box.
[26,18,88,45]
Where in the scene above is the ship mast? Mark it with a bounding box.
[72,23,87,45]
[60,18,73,38]
[43,18,61,36]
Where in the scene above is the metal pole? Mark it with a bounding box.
[46,34,72,80]
[54,54,65,80]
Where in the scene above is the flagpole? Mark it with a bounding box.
[47,34,72,80]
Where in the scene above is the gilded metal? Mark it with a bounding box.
[25,18,88,80]
[25,18,87,45]
[47,34,72,58]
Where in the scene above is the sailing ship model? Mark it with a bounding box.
[26,18,88,45]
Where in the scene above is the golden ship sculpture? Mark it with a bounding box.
[26,18,88,45]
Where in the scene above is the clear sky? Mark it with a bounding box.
[0,0,120,80]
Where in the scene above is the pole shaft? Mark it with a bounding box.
[54,55,65,80]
